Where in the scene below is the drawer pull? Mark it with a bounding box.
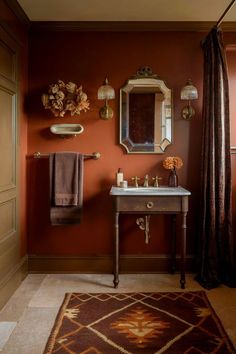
[146,201,154,209]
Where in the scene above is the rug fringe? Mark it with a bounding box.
[43,293,72,354]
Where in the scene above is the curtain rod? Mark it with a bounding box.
[201,0,236,46]
[216,0,236,27]
[32,151,101,160]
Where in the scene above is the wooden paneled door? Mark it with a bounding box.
[0,25,21,307]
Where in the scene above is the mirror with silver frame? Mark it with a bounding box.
[120,66,172,154]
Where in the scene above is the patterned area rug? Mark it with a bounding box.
[44,291,235,354]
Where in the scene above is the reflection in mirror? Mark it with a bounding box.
[120,66,172,154]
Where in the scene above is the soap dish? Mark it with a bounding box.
[50,124,84,138]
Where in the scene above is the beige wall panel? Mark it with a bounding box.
[0,39,15,82]
[0,21,21,311]
[0,243,19,280]
[0,199,15,240]
[0,88,16,190]
[0,189,16,204]
[0,231,17,257]
[0,256,27,311]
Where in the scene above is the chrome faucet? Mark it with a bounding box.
[143,174,149,187]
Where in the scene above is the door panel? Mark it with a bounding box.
[0,26,19,281]
[0,199,16,240]
[0,39,16,82]
[0,242,19,280]
[0,88,16,190]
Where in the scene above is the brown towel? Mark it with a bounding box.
[49,152,83,225]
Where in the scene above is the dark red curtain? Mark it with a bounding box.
[196,27,236,289]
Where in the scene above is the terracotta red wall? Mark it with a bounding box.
[27,30,235,260]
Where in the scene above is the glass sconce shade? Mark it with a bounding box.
[180,79,198,100]
[180,79,198,120]
[97,78,115,100]
[97,78,115,119]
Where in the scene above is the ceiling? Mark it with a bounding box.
[16,0,236,22]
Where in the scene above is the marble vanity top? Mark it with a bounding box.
[110,186,191,196]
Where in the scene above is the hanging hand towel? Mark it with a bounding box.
[49,152,83,225]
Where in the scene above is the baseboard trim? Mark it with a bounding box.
[0,255,28,310]
[28,254,195,274]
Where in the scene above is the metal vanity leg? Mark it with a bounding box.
[171,214,177,274]
[180,211,187,289]
[113,211,119,288]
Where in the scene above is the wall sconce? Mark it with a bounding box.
[180,79,198,120]
[97,78,115,119]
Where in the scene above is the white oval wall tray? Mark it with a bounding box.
[50,124,84,138]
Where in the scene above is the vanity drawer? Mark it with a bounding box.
[115,196,183,212]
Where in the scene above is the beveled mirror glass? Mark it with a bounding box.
[120,66,172,154]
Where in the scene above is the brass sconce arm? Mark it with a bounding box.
[97,78,115,120]
[180,79,198,120]
[181,100,196,120]
[99,98,114,119]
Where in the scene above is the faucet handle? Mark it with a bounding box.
[131,176,140,187]
[152,176,162,187]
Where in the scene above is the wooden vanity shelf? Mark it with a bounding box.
[110,186,191,289]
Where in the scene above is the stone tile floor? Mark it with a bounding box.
[0,273,235,353]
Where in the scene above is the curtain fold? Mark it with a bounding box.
[196,27,236,289]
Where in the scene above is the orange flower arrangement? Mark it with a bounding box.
[163,156,183,170]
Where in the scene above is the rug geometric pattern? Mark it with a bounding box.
[43,291,236,354]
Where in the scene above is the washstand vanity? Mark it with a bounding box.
[114,67,191,288]
[110,186,191,289]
